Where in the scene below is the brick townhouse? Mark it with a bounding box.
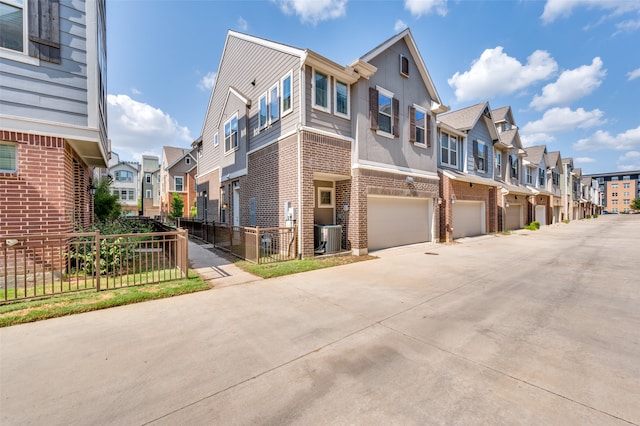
[1,0,108,236]
[196,29,449,257]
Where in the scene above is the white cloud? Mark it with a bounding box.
[617,151,640,171]
[394,19,408,32]
[520,132,556,147]
[107,94,192,162]
[198,71,217,92]
[273,0,347,25]
[521,107,605,145]
[628,67,640,81]
[131,87,142,95]
[573,125,640,151]
[237,17,248,31]
[614,18,640,35]
[448,47,557,102]
[575,157,596,164]
[541,0,640,24]
[530,57,606,110]
[404,0,447,17]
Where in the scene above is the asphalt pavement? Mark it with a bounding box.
[1,215,638,425]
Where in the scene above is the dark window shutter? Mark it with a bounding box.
[426,114,432,148]
[473,140,479,170]
[392,97,399,137]
[408,106,416,143]
[369,87,378,130]
[28,0,61,64]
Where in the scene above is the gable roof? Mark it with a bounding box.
[547,150,562,170]
[438,101,498,140]
[360,28,448,113]
[524,145,547,165]
[163,146,191,169]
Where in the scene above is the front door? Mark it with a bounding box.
[233,183,240,226]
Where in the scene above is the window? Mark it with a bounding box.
[269,83,279,123]
[224,113,238,153]
[145,173,151,184]
[258,94,267,129]
[409,105,429,147]
[612,176,619,181]
[538,168,545,186]
[145,189,152,199]
[0,0,24,52]
[378,91,392,134]
[214,133,219,147]
[317,187,334,208]
[281,72,292,116]
[174,176,184,192]
[440,133,458,168]
[624,191,630,197]
[0,143,17,172]
[510,155,519,178]
[473,140,487,172]
[525,167,533,185]
[334,80,349,118]
[128,190,134,200]
[115,170,133,182]
[400,55,409,77]
[623,175,630,180]
[612,192,618,197]
[612,200,618,205]
[612,183,618,189]
[313,70,329,112]
[495,151,502,177]
[623,183,630,188]
[624,199,630,204]
[552,171,560,186]
[185,157,191,165]
[120,190,127,201]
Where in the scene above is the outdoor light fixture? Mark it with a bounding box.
[437,198,442,205]
[469,182,474,188]
[450,196,456,204]
[88,183,97,196]
[506,202,510,208]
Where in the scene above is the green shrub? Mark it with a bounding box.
[586,214,592,219]
[524,221,541,230]
[562,219,570,224]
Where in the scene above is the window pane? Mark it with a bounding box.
[0,144,16,171]
[259,96,267,128]
[269,86,279,122]
[336,81,348,115]
[415,110,425,143]
[282,75,291,112]
[315,72,327,108]
[378,94,392,133]
[379,94,391,116]
[0,3,23,52]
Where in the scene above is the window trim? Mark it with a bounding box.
[174,176,184,192]
[224,112,239,154]
[281,71,293,117]
[213,133,219,147]
[185,156,191,165]
[312,69,331,113]
[258,93,268,130]
[474,140,487,173]
[0,0,28,58]
[495,151,502,178]
[400,54,409,78]
[145,173,151,184]
[0,142,18,173]
[145,189,152,199]
[538,168,545,187]
[525,167,533,185]
[334,80,350,119]
[440,132,458,168]
[317,187,334,209]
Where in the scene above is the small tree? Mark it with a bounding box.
[632,198,640,210]
[94,178,121,222]
[169,193,184,219]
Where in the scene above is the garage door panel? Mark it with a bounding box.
[368,196,431,251]
[452,201,485,239]
[535,205,546,225]
[505,204,522,230]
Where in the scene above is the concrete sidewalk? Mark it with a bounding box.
[187,239,260,287]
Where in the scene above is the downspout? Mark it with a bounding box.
[297,58,306,258]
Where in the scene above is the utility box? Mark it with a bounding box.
[314,224,342,254]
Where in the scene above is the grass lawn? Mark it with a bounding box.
[0,271,211,328]
[235,255,377,279]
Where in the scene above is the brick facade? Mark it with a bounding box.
[1,131,92,236]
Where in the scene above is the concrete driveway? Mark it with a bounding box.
[1,216,639,425]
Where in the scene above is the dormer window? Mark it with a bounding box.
[400,55,409,78]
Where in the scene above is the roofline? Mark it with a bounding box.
[583,170,640,177]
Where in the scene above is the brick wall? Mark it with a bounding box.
[1,131,92,236]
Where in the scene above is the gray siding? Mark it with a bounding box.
[304,65,352,136]
[354,39,437,173]
[0,2,90,127]
[466,121,494,178]
[220,94,248,177]
[200,35,301,177]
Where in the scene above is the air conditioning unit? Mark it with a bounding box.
[314,224,342,255]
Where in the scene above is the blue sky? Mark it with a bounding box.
[106,0,640,174]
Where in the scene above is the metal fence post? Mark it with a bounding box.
[95,231,101,291]
[256,226,260,264]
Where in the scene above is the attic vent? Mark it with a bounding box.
[400,55,409,78]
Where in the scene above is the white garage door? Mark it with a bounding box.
[505,204,523,230]
[452,201,485,239]
[535,205,546,225]
[367,196,432,251]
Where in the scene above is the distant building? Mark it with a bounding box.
[100,152,141,216]
[141,155,161,218]
[160,146,197,220]
[585,171,640,213]
[1,0,108,235]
